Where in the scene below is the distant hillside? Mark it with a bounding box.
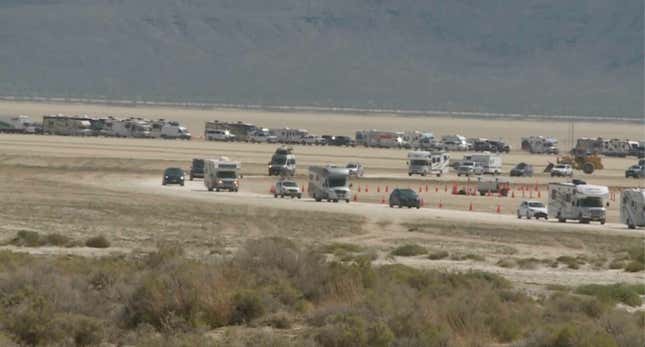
[0,0,642,117]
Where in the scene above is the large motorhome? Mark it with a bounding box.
[308,166,352,203]
[270,128,308,144]
[521,136,559,154]
[150,120,191,140]
[268,147,296,176]
[620,189,645,229]
[43,115,94,136]
[574,138,631,157]
[407,151,450,177]
[204,157,241,192]
[0,115,39,134]
[355,130,407,148]
[98,117,152,138]
[205,121,257,142]
[463,153,502,175]
[548,182,608,224]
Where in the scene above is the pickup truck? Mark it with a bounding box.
[456,161,483,176]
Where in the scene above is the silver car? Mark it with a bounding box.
[517,200,548,220]
[346,162,364,177]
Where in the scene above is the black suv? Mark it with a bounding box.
[510,162,534,177]
[162,167,185,186]
[331,136,356,147]
[389,188,421,209]
[189,159,204,180]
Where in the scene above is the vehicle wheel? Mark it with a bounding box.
[398,204,402,208]
[582,162,595,174]
[281,194,284,198]
[389,203,394,208]
[298,194,302,199]
[408,173,412,177]
[290,195,294,199]
[526,213,531,220]
[315,195,322,202]
[628,219,636,229]
[216,188,220,192]
[457,173,461,177]
[346,199,350,203]
[436,173,441,177]
[421,173,426,177]
[517,212,521,219]
[180,182,184,186]
[162,181,167,186]
[416,205,420,209]
[190,176,193,181]
[480,192,486,196]
[274,194,278,198]
[208,187,213,192]
[600,219,606,225]
[333,199,339,203]
[557,213,565,223]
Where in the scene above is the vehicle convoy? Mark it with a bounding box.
[550,164,574,177]
[407,151,450,177]
[204,157,241,192]
[620,189,645,229]
[463,153,502,175]
[389,188,421,209]
[151,120,191,140]
[308,166,352,203]
[0,115,40,134]
[510,162,534,177]
[302,135,325,145]
[43,115,94,136]
[268,147,296,176]
[162,167,185,186]
[273,180,302,199]
[477,176,511,196]
[625,165,645,179]
[330,135,356,147]
[521,136,559,154]
[456,160,484,176]
[517,200,548,220]
[548,182,608,224]
[346,162,364,177]
[189,159,204,180]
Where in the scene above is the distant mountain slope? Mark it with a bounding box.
[0,0,642,117]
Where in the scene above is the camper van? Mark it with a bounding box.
[151,120,191,140]
[204,157,241,192]
[407,151,450,177]
[268,147,296,176]
[548,182,608,224]
[308,166,352,203]
[464,153,502,175]
[620,189,645,229]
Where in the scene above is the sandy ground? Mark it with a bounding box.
[0,104,643,291]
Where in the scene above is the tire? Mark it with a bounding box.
[421,173,426,177]
[526,213,531,220]
[582,162,595,174]
[390,203,394,208]
[408,173,412,177]
[557,213,565,223]
[457,173,461,177]
[517,212,521,219]
[398,204,402,208]
[208,187,213,192]
[298,194,302,199]
[180,182,184,186]
[216,188,220,192]
[274,194,278,198]
[333,199,338,203]
[162,181,167,186]
[416,205,420,209]
[346,199,350,203]
[190,176,194,181]
[600,219,606,225]
[281,194,284,198]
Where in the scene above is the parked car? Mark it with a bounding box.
[331,135,356,147]
[510,162,534,177]
[625,165,645,178]
[274,180,302,199]
[456,161,484,176]
[249,130,278,143]
[302,135,326,145]
[162,167,185,186]
[206,129,235,141]
[189,158,204,180]
[389,188,420,209]
[550,164,573,177]
[346,162,364,177]
[517,200,548,220]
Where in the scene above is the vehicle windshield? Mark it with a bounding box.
[461,161,474,167]
[411,159,428,166]
[528,202,545,208]
[272,157,287,165]
[217,171,237,179]
[398,189,418,199]
[577,197,603,208]
[346,163,357,168]
[555,165,567,169]
[282,181,298,187]
[192,160,204,168]
[516,163,526,168]
[165,168,183,176]
[328,177,346,188]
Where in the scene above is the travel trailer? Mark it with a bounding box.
[620,189,645,229]
[204,121,257,141]
[407,151,450,177]
[355,130,407,148]
[308,166,352,203]
[270,128,308,144]
[42,115,94,136]
[463,153,502,175]
[548,182,608,224]
[204,157,241,192]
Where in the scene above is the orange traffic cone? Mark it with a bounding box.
[537,190,541,198]
[353,194,358,202]
[365,185,369,193]
[381,196,386,204]
[496,205,501,214]
[469,202,473,211]
[377,186,380,193]
[385,185,389,193]
[358,185,362,193]
[438,200,443,208]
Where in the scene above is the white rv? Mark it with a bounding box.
[521,136,559,154]
[620,189,645,229]
[407,151,450,177]
[308,166,352,203]
[204,157,241,192]
[43,115,94,136]
[548,182,608,224]
[464,153,502,175]
[270,128,308,144]
[150,120,191,140]
[355,130,407,148]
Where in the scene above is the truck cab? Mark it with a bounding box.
[407,151,450,177]
[268,147,296,176]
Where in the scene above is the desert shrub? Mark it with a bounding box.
[323,242,363,255]
[496,258,517,268]
[390,244,427,257]
[624,261,644,272]
[54,314,104,347]
[4,296,64,346]
[367,321,395,347]
[608,259,627,270]
[451,253,485,261]
[625,246,645,263]
[85,235,110,248]
[44,233,72,247]
[231,290,266,325]
[556,256,585,269]
[575,284,644,307]
[11,230,44,247]
[316,313,369,347]
[264,311,292,329]
[516,258,542,270]
[427,251,449,260]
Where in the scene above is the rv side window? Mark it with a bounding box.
[551,190,557,198]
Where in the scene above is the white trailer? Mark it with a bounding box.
[42,115,93,136]
[204,157,241,192]
[205,121,257,142]
[407,151,450,177]
[355,130,407,148]
[620,189,645,229]
[574,138,631,157]
[308,166,352,203]
[521,136,559,154]
[150,120,191,140]
[548,182,608,224]
[270,128,308,144]
[99,118,152,138]
[464,153,502,175]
